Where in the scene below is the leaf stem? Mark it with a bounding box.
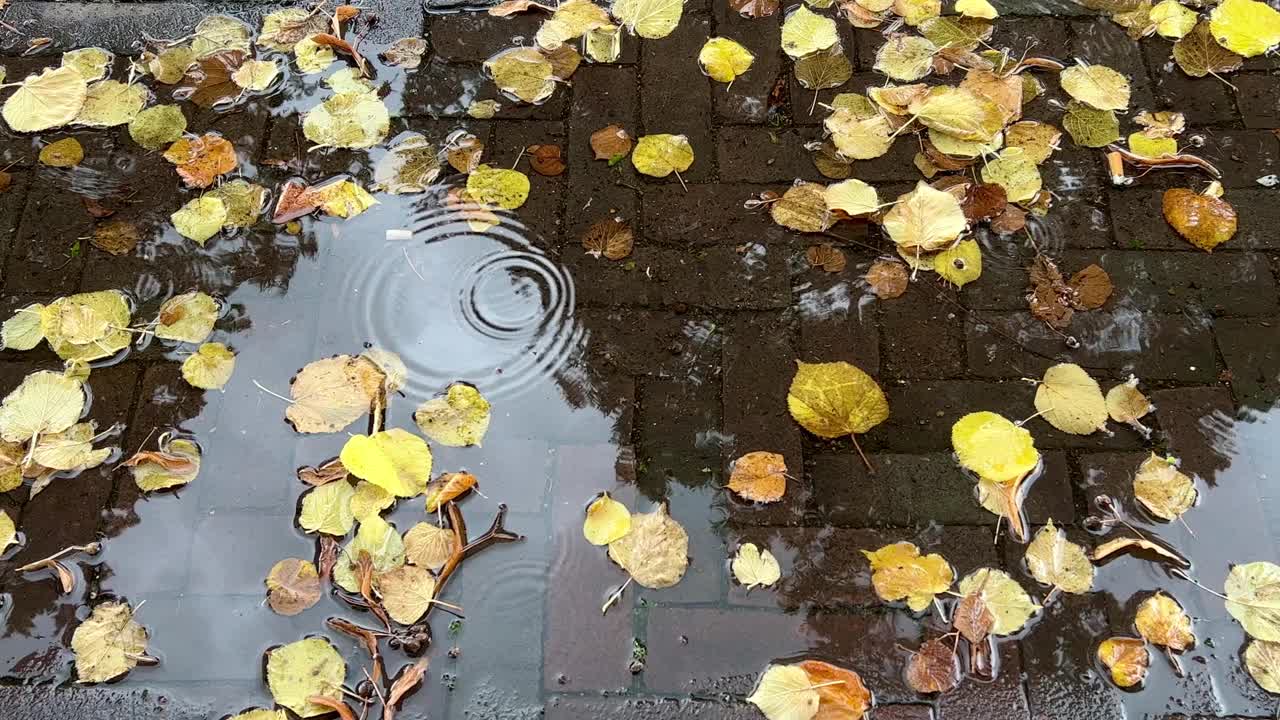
[849,433,874,473]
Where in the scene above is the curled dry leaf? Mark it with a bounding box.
[590,124,633,161]
[1034,362,1108,435]
[797,660,872,720]
[1162,188,1237,252]
[606,504,689,589]
[727,450,787,503]
[862,541,954,611]
[298,457,348,486]
[1136,592,1195,651]
[582,217,635,260]
[265,558,322,616]
[865,260,909,299]
[806,244,847,273]
[732,542,781,589]
[1025,519,1095,596]
[527,144,566,176]
[953,590,994,644]
[906,638,961,694]
[1092,536,1189,567]
[124,437,202,492]
[1098,637,1150,688]
[583,492,632,546]
[1133,453,1197,521]
[1027,255,1074,329]
[384,660,430,720]
[424,471,477,511]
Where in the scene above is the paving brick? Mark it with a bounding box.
[881,284,966,379]
[576,308,724,378]
[1043,148,1108,205]
[1150,386,1235,481]
[566,243,791,309]
[938,640,1030,720]
[991,17,1072,60]
[797,278,881,375]
[1202,130,1280,189]
[543,529,635,691]
[1217,317,1280,407]
[712,9,784,123]
[718,126,825,183]
[403,57,567,120]
[486,120,566,241]
[1021,593,1126,720]
[641,182,793,245]
[1077,450,1150,512]
[566,66,640,243]
[430,13,544,62]
[545,697,757,720]
[640,14,714,184]
[636,375,722,498]
[1142,41,1241,126]
[1235,72,1280,129]
[548,443,639,528]
[966,311,1217,382]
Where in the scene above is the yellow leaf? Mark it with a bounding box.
[375,564,438,624]
[895,0,941,25]
[61,47,114,82]
[980,147,1041,203]
[874,34,938,82]
[298,480,356,535]
[0,370,84,443]
[727,451,788,503]
[951,411,1039,483]
[607,504,689,588]
[350,480,395,519]
[138,46,196,85]
[41,291,131,361]
[182,342,236,389]
[2,304,45,351]
[333,515,406,592]
[232,59,280,90]
[882,181,967,253]
[583,492,632,545]
[295,35,336,74]
[127,437,201,492]
[71,602,149,683]
[787,360,889,438]
[259,9,328,52]
[404,522,454,568]
[285,355,385,433]
[1060,63,1131,111]
[1097,637,1149,688]
[699,37,755,83]
[1162,187,1237,252]
[1226,561,1280,641]
[485,47,557,103]
[0,510,14,554]
[632,133,694,177]
[824,179,879,216]
[1034,362,1108,435]
[862,541,954,611]
[1209,0,1280,57]
[313,179,379,218]
[1150,0,1197,38]
[1174,21,1245,77]
[1133,453,1197,521]
[1062,100,1120,148]
[1245,640,1280,693]
[611,0,684,39]
[794,47,852,91]
[208,179,267,228]
[1106,381,1152,424]
[466,164,531,209]
[586,24,623,62]
[908,85,1004,142]
[302,90,390,149]
[933,238,982,287]
[536,0,611,49]
[1025,519,1094,594]
[340,429,432,498]
[192,14,252,57]
[781,6,838,58]
[1136,592,1195,650]
[75,80,148,128]
[732,542,782,589]
[955,0,997,18]
[957,568,1040,635]
[265,637,346,718]
[171,196,228,245]
[1005,120,1062,164]
[424,471,478,512]
[748,664,821,720]
[771,182,832,232]
[2,66,88,133]
[129,105,187,150]
[155,291,219,343]
[38,137,84,168]
[823,108,893,160]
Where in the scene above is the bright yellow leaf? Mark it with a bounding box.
[631,133,694,177]
[787,360,889,438]
[583,492,632,545]
[699,37,755,83]
[339,428,433,498]
[1034,362,1108,435]
[862,541,954,611]
[951,411,1039,483]
[1209,0,1280,57]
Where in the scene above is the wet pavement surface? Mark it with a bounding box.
[0,1,1279,719]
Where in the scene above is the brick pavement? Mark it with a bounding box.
[0,1,1276,719]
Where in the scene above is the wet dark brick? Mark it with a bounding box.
[402,57,567,120]
[814,450,1074,527]
[1021,593,1126,720]
[721,312,807,525]
[712,8,783,124]
[991,18,1072,60]
[797,278,881,375]
[1202,131,1280,189]
[875,707,935,720]
[577,308,723,377]
[718,126,824,183]
[545,697,757,720]
[1142,41,1241,126]
[966,311,1217,382]
[566,66,640,243]
[1235,72,1280,129]
[566,243,790,309]
[544,528,635,691]
[487,120,566,240]
[641,183,792,245]
[881,284,965,379]
[1068,20,1157,112]
[1150,386,1235,480]
[1217,317,1280,407]
[1043,148,1108,206]
[1111,187,1280,251]
[1077,450,1148,511]
[640,14,714,184]
[939,640,1030,720]
[429,13,544,62]
[725,526,819,607]
[0,3,201,54]
[636,375,722,498]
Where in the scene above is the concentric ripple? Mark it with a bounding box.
[339,193,581,401]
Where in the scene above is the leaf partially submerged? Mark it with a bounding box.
[413,383,490,447]
[1133,453,1197,521]
[333,515,406,593]
[732,542,782,589]
[340,428,432,498]
[266,558,322,616]
[957,568,1039,635]
[285,355,385,434]
[1062,101,1120,148]
[1136,592,1195,651]
[0,371,84,443]
[266,637,346,718]
[584,492,632,545]
[1098,637,1149,688]
[2,67,87,133]
[375,564,438,624]
[1034,363,1108,435]
[302,90,390,149]
[124,437,201,492]
[182,342,236,389]
[582,217,634,260]
[862,541,954,611]
[906,638,960,693]
[797,660,872,720]
[748,665,820,720]
[163,133,238,189]
[607,504,689,589]
[1246,640,1280,693]
[71,601,149,683]
[1025,519,1094,595]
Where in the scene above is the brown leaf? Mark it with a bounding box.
[729,0,780,16]
[1069,264,1112,310]
[1097,636,1150,688]
[527,144,566,176]
[488,0,555,15]
[446,134,485,173]
[797,660,872,720]
[384,660,429,720]
[177,50,245,109]
[163,133,238,189]
[960,69,1022,123]
[962,182,1008,222]
[922,139,978,172]
[311,33,368,76]
[298,457,349,486]
[590,125,633,161]
[91,220,141,256]
[1027,255,1074,330]
[805,244,847,273]
[906,638,960,694]
[989,204,1027,235]
[582,217,634,260]
[424,472,477,512]
[307,696,358,720]
[334,5,361,23]
[272,179,327,223]
[318,536,340,583]
[81,198,116,219]
[542,44,581,80]
[265,558,322,616]
[953,592,994,644]
[727,451,787,503]
[121,449,199,474]
[1092,536,1189,567]
[1162,188,1237,252]
[0,172,11,193]
[865,259,909,299]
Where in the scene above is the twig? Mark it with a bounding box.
[15,542,101,572]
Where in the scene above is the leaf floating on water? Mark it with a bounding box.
[156,291,219,344]
[582,217,635,260]
[182,342,236,389]
[124,437,202,492]
[797,660,872,720]
[1246,640,1280,693]
[163,133,238,189]
[0,370,84,443]
[192,14,252,57]
[699,37,755,83]
[1209,0,1280,57]
[1026,519,1095,596]
[951,411,1039,483]
[607,504,689,589]
[1034,363,1108,435]
[38,137,83,168]
[882,181,968,254]
[382,37,429,68]
[485,47,557,103]
[3,66,87,134]
[953,590,994,643]
[1,304,45,351]
[1136,592,1195,651]
[424,471,478,512]
[413,383,491,447]
[1162,188,1237,252]
[0,510,15,554]
[129,105,187,151]
[299,479,356,536]
[75,80,148,128]
[404,521,455,568]
[732,542,782,590]
[958,568,1040,635]
[787,360,889,441]
[730,0,780,17]
[862,541,954,611]
[61,47,113,82]
[350,480,395,520]
[177,50,246,108]
[230,710,289,720]
[334,515,407,593]
[374,134,441,194]
[1226,561,1280,641]
[41,290,133,361]
[956,0,998,18]
[259,8,329,51]
[612,0,684,38]
[295,35,337,74]
[303,90,391,149]
[266,558,322,616]
[467,164,531,209]
[933,239,982,288]
[865,260,910,299]
[1005,121,1062,165]
[1098,637,1150,688]
[1060,63,1131,111]
[747,664,821,720]
[71,601,149,683]
[1133,453,1197,521]
[232,59,279,91]
[632,134,694,178]
[341,428,433,498]
[591,124,633,160]
[584,492,633,546]
[772,182,832,233]
[375,564,438,624]
[906,638,960,694]
[266,637,347,718]
[284,355,385,434]
[1092,536,1188,567]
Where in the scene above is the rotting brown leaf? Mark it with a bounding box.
[590,124,633,161]
[1093,536,1189,567]
[527,144,566,176]
[806,244,847,273]
[581,217,634,260]
[1068,264,1113,310]
[1027,255,1075,330]
[384,660,429,720]
[866,259,909,299]
[298,457,349,486]
[907,638,961,694]
[729,0,781,17]
[91,220,141,256]
[954,591,995,644]
[177,50,245,108]
[265,558,322,616]
[990,204,1027,235]
[962,182,1008,222]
